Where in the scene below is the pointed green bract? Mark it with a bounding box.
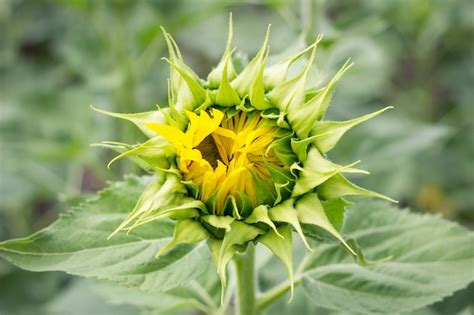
[156,219,209,257]
[207,238,235,304]
[249,50,271,110]
[207,13,236,88]
[231,26,270,98]
[220,222,263,262]
[108,173,187,239]
[322,198,352,231]
[269,199,312,251]
[92,141,162,172]
[163,58,207,109]
[292,147,368,197]
[209,221,263,302]
[91,105,166,138]
[202,215,234,231]
[259,225,294,301]
[296,194,355,255]
[105,136,174,171]
[311,106,393,153]
[312,59,354,120]
[216,52,241,107]
[245,205,283,238]
[161,28,210,111]
[267,37,320,113]
[317,173,397,203]
[263,36,319,90]
[124,199,204,232]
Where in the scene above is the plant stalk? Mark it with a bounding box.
[234,245,257,315]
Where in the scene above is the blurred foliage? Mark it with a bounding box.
[0,0,472,314]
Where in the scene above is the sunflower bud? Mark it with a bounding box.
[93,14,395,301]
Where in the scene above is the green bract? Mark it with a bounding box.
[91,15,396,300]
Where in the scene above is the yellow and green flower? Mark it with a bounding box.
[93,15,394,300]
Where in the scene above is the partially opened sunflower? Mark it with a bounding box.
[93,15,394,299]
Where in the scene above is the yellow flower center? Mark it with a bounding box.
[146,108,282,213]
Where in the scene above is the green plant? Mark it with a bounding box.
[1,14,473,315]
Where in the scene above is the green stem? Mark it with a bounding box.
[234,245,257,315]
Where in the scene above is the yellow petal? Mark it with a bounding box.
[146,123,191,148]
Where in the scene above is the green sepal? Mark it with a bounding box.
[220,221,263,269]
[266,161,295,184]
[302,198,352,244]
[216,51,241,107]
[316,174,397,203]
[296,193,355,255]
[161,28,201,111]
[236,96,256,112]
[202,215,234,232]
[312,59,353,120]
[287,92,323,140]
[207,13,236,88]
[103,136,174,171]
[292,147,368,197]
[290,136,312,162]
[311,106,393,153]
[267,132,298,166]
[301,198,350,243]
[193,91,213,113]
[269,199,312,251]
[165,79,189,130]
[207,238,234,304]
[124,199,205,232]
[237,192,255,218]
[205,191,218,215]
[91,141,161,173]
[267,36,320,113]
[260,108,291,129]
[209,221,263,303]
[265,163,294,204]
[156,219,209,257]
[249,50,271,110]
[183,180,199,199]
[108,173,187,238]
[252,170,276,206]
[245,205,283,238]
[231,25,270,98]
[263,36,320,90]
[322,198,353,231]
[258,225,295,301]
[222,195,241,219]
[274,181,291,205]
[163,57,207,110]
[91,106,165,138]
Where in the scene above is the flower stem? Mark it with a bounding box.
[234,244,257,315]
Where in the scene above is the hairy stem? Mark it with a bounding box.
[234,245,257,315]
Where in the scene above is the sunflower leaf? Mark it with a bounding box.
[300,201,474,313]
[0,176,211,293]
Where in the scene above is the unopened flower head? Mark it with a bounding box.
[93,14,395,300]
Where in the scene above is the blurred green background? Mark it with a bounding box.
[0,0,472,314]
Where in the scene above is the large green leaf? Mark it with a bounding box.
[91,264,223,314]
[300,201,474,314]
[0,176,211,293]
